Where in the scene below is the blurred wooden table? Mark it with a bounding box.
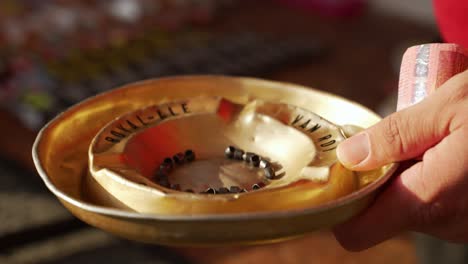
[0,1,436,263]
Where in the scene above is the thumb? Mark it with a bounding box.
[336,88,453,171]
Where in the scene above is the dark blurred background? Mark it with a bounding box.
[1,0,466,263]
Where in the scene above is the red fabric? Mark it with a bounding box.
[433,0,468,49]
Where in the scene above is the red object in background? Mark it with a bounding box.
[277,0,366,18]
[433,0,468,49]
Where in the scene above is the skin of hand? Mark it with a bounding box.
[333,69,468,251]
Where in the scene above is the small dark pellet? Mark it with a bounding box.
[229,186,241,193]
[250,155,261,167]
[204,188,216,194]
[252,182,265,190]
[185,149,195,162]
[264,166,276,179]
[225,146,236,159]
[171,184,181,190]
[233,149,245,160]
[259,159,270,169]
[242,152,255,162]
[173,152,185,164]
[163,157,173,166]
[159,163,172,174]
[218,187,229,194]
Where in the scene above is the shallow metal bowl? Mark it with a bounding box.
[32,76,397,246]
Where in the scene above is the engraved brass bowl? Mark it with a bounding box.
[32,76,397,246]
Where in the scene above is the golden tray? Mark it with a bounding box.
[32,75,397,246]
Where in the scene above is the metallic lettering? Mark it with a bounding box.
[291,115,303,125]
[320,140,336,148]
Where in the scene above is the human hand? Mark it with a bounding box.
[333,69,468,251]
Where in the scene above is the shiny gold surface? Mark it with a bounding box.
[33,76,397,246]
[89,97,356,215]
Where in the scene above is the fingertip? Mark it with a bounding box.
[336,133,370,169]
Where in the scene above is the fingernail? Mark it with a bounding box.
[337,132,370,167]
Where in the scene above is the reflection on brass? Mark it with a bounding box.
[32,76,398,246]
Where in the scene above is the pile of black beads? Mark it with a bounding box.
[203,186,248,194]
[154,150,249,194]
[154,149,195,191]
[154,147,277,194]
[202,182,267,194]
[225,145,277,182]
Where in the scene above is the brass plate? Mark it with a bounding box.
[33,76,397,246]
